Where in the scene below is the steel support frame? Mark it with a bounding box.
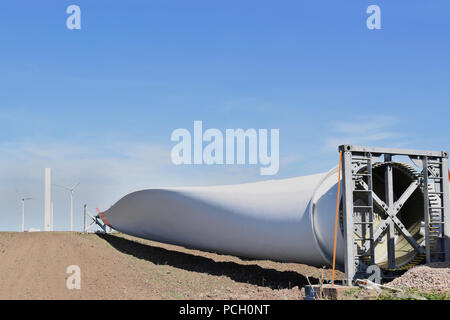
[83,205,109,233]
[339,145,449,284]
[443,157,450,261]
[342,150,355,284]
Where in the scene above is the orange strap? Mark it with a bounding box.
[331,150,343,287]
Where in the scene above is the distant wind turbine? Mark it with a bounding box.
[20,197,33,232]
[55,182,80,231]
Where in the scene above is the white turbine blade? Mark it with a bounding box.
[54,184,71,191]
[86,210,97,220]
[85,222,96,232]
[72,182,80,191]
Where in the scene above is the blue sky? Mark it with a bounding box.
[0,1,449,231]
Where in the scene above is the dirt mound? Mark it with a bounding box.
[388,264,450,294]
[0,232,342,300]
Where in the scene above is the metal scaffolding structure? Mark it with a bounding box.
[83,204,111,233]
[339,145,450,284]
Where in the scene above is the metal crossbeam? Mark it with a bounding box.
[358,178,424,255]
[358,180,386,211]
[394,181,421,209]
[384,157,396,269]
[341,145,447,158]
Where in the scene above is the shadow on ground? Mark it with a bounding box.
[97,233,319,289]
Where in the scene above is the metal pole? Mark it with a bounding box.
[44,168,52,231]
[342,150,355,284]
[423,157,431,263]
[70,191,74,232]
[83,204,87,233]
[331,150,343,286]
[21,199,25,232]
[384,154,396,269]
[441,157,450,261]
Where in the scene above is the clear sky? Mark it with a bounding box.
[0,1,449,231]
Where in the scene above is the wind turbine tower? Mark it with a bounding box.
[56,182,79,231]
[21,197,32,232]
[44,168,53,231]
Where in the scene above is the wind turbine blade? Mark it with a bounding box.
[54,184,70,191]
[85,223,96,232]
[86,210,96,220]
[72,182,80,191]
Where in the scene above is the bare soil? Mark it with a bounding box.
[0,232,343,300]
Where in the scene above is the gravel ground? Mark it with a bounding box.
[388,261,450,294]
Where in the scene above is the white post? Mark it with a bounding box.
[51,202,54,230]
[21,199,25,232]
[70,191,74,231]
[44,168,53,231]
[83,204,87,233]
